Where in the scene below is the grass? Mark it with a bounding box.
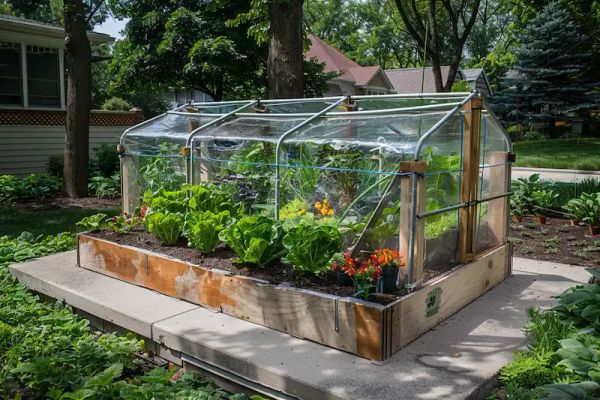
[513,138,600,171]
[0,207,119,237]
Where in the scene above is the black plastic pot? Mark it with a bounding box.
[377,266,399,294]
[337,271,353,286]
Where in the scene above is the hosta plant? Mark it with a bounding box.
[76,213,108,232]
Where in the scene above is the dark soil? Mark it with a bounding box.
[509,217,600,268]
[90,228,405,305]
[15,196,120,210]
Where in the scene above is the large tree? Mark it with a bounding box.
[63,0,92,197]
[304,0,420,69]
[267,0,304,98]
[392,0,482,92]
[107,0,265,101]
[494,1,597,133]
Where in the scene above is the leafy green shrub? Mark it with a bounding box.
[0,175,20,204]
[219,216,286,267]
[282,221,342,274]
[531,189,558,216]
[553,279,600,331]
[500,351,560,389]
[0,174,63,204]
[521,130,549,141]
[184,210,232,253]
[102,96,132,111]
[88,173,120,199]
[555,338,600,381]
[91,143,120,178]
[47,154,64,177]
[506,125,521,141]
[144,212,184,245]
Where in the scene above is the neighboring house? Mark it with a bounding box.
[305,34,395,96]
[0,15,144,176]
[385,66,492,97]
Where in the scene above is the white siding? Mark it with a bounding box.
[0,125,124,176]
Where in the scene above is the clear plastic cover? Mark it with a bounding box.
[119,94,510,270]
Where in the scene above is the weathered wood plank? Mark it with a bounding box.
[391,243,508,352]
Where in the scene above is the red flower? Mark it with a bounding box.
[139,205,149,220]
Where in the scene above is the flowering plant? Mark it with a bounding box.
[331,252,381,299]
[107,212,140,234]
[314,197,334,216]
[369,249,405,269]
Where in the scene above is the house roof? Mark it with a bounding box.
[306,34,392,89]
[0,14,113,46]
[385,66,464,93]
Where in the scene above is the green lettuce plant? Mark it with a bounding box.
[76,213,108,232]
[282,221,342,274]
[219,216,286,267]
[144,212,184,245]
[186,184,243,217]
[183,210,232,253]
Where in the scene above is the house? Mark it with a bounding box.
[164,87,212,109]
[0,15,144,176]
[305,34,395,96]
[385,66,492,97]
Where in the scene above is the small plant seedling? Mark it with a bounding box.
[583,245,600,253]
[521,231,536,238]
[556,225,570,233]
[521,246,534,254]
[571,240,589,247]
[544,237,559,247]
[508,236,524,245]
[565,236,578,241]
[545,247,558,254]
[573,250,589,259]
[525,222,539,230]
[540,228,550,236]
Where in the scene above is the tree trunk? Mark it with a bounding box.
[63,0,91,197]
[443,52,462,92]
[267,0,304,99]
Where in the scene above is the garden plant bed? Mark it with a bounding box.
[77,233,511,362]
[509,217,600,268]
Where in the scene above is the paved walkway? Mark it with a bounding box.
[9,252,591,400]
[512,167,600,183]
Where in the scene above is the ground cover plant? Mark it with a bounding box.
[0,231,263,399]
[512,138,600,171]
[488,272,600,400]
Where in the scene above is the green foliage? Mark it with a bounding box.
[106,214,139,234]
[531,190,559,216]
[0,174,63,204]
[144,212,184,245]
[451,80,471,92]
[555,338,600,381]
[92,144,121,178]
[88,174,120,199]
[561,193,600,227]
[138,144,184,196]
[553,282,600,331]
[513,139,600,171]
[219,216,286,267]
[184,211,232,253]
[539,381,600,400]
[76,213,108,232]
[47,154,65,178]
[143,188,188,214]
[102,97,132,111]
[282,221,342,274]
[494,1,598,132]
[187,184,243,217]
[500,350,560,389]
[279,199,309,220]
[0,232,75,264]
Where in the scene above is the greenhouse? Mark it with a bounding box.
[78,92,513,361]
[119,92,511,283]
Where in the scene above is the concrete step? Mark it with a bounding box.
[8,252,591,400]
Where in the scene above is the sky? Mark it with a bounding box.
[95,15,128,40]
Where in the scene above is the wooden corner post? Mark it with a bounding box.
[458,96,483,263]
[488,151,510,244]
[399,161,427,287]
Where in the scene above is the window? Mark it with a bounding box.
[0,42,22,106]
[27,45,60,107]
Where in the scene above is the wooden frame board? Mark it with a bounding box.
[78,234,510,362]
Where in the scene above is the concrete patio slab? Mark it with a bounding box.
[8,252,591,400]
[9,251,200,338]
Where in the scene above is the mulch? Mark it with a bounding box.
[14,197,120,210]
[509,217,600,268]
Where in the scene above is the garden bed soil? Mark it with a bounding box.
[509,217,600,268]
[15,196,120,210]
[89,228,448,305]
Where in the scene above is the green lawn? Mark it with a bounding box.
[0,207,119,237]
[512,138,600,171]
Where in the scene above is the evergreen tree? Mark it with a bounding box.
[495,1,598,133]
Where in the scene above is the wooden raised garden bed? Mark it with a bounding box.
[77,233,510,362]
